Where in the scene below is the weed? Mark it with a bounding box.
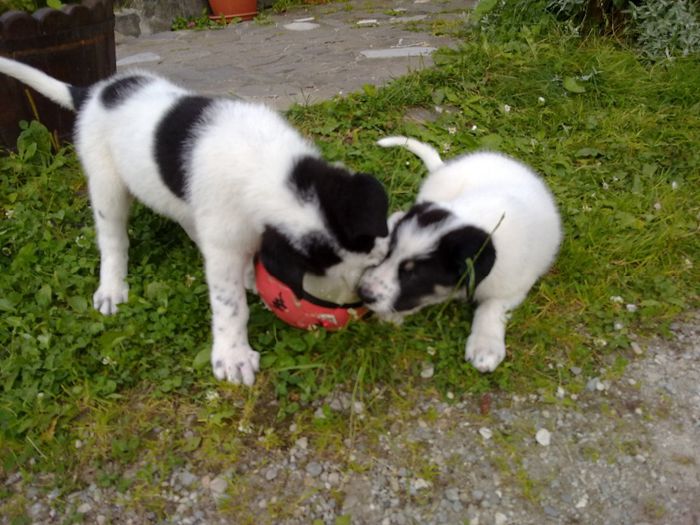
[171,9,238,31]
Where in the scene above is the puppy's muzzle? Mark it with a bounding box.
[357,284,377,305]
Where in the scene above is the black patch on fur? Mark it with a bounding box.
[387,202,448,255]
[259,226,349,307]
[69,86,89,112]
[154,96,213,199]
[417,207,451,227]
[290,157,389,253]
[393,226,496,312]
[100,75,152,109]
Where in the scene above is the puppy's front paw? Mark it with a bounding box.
[465,334,506,372]
[93,282,129,315]
[211,344,261,386]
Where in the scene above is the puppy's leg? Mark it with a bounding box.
[465,298,514,372]
[243,260,257,293]
[85,153,133,315]
[180,218,200,247]
[199,240,260,385]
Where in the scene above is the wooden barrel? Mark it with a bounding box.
[0,0,115,149]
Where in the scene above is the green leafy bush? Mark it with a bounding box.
[476,0,700,59]
[0,0,69,14]
[628,0,700,58]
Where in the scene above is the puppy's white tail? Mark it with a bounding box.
[0,57,77,111]
[377,136,444,172]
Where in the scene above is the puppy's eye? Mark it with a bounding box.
[399,260,415,276]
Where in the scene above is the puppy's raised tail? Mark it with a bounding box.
[377,136,444,172]
[0,57,83,111]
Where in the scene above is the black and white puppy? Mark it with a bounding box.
[0,58,389,386]
[358,136,562,372]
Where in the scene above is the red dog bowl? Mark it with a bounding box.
[255,259,367,331]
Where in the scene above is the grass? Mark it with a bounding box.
[1,14,699,518]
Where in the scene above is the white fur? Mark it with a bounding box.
[0,57,74,109]
[0,59,386,386]
[361,136,562,372]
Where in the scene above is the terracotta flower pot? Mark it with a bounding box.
[208,0,258,21]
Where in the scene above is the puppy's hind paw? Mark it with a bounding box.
[93,283,129,315]
[212,345,261,386]
[465,334,506,373]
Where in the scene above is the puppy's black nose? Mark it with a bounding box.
[357,285,376,304]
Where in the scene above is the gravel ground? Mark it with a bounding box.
[6,312,699,524]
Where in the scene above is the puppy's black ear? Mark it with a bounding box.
[438,226,497,295]
[332,172,389,252]
[291,158,389,253]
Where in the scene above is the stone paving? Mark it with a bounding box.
[115,0,474,109]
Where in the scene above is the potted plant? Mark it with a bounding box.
[208,0,257,22]
[0,0,116,148]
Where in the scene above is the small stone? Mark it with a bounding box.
[420,363,434,379]
[630,342,643,355]
[314,407,326,419]
[352,401,365,414]
[361,47,436,59]
[586,377,605,392]
[327,472,340,485]
[29,502,46,518]
[295,437,308,450]
[543,505,559,517]
[96,516,107,525]
[77,503,92,514]
[626,303,638,312]
[570,366,582,376]
[536,428,551,447]
[556,386,566,399]
[178,471,197,487]
[265,468,278,481]
[283,22,320,31]
[117,52,161,67]
[356,19,379,26]
[472,490,484,502]
[209,477,227,494]
[575,494,588,508]
[445,488,459,502]
[479,427,493,440]
[306,462,323,477]
[495,512,508,525]
[411,478,430,492]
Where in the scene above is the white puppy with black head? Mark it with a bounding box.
[358,136,562,372]
[0,58,389,386]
